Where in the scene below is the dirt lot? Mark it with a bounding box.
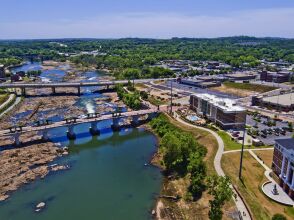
[211,84,256,97]
[222,152,294,220]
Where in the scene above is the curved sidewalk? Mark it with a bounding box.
[248,150,294,206]
[174,115,251,220]
[0,94,21,118]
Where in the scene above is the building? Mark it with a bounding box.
[0,64,5,79]
[226,72,258,81]
[272,138,294,199]
[178,77,221,88]
[252,92,294,112]
[190,93,246,129]
[259,70,290,83]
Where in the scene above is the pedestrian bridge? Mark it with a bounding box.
[0,109,158,146]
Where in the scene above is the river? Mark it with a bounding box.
[0,62,162,220]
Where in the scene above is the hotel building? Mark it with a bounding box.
[272,138,294,199]
[189,93,246,129]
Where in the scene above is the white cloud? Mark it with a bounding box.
[0,8,293,39]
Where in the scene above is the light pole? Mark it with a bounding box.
[238,122,246,180]
[170,79,173,115]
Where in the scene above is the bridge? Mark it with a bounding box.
[0,78,174,96]
[0,109,158,146]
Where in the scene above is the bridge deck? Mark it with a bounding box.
[0,109,157,137]
[0,78,173,89]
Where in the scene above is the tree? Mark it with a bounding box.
[272,214,287,220]
[207,175,233,220]
[161,132,184,172]
[140,91,148,100]
[288,122,293,132]
[188,152,206,196]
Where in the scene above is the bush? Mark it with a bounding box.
[272,214,287,220]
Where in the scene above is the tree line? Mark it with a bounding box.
[150,114,233,220]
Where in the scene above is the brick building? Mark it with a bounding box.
[259,70,290,83]
[272,138,294,199]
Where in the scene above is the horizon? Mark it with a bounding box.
[0,36,294,41]
[1,0,294,39]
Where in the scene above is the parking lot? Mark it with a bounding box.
[246,115,294,145]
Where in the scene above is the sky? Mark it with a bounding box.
[0,0,294,39]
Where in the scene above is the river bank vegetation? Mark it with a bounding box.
[150,114,233,219]
[115,84,142,110]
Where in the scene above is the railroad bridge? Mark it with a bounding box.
[0,109,158,146]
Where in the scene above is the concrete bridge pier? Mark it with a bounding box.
[89,121,100,135]
[131,115,140,127]
[42,129,49,141]
[21,88,26,97]
[52,87,56,95]
[14,133,21,146]
[77,86,81,96]
[67,125,76,140]
[111,117,120,131]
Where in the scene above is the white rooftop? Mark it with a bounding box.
[193,93,245,112]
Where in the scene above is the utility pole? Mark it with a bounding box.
[238,124,246,180]
[132,72,135,90]
[170,79,173,115]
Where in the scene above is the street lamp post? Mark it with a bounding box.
[238,124,246,180]
[170,79,173,115]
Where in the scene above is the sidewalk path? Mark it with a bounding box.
[248,150,294,206]
[0,95,21,118]
[223,147,274,154]
[174,114,251,220]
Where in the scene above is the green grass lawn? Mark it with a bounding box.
[218,130,272,151]
[224,81,276,93]
[217,130,242,151]
[0,94,9,106]
[148,96,167,106]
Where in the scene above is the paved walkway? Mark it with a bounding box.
[248,150,294,206]
[0,94,21,118]
[223,147,274,154]
[174,114,251,220]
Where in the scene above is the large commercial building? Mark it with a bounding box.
[226,72,258,81]
[178,77,221,89]
[252,92,294,112]
[272,138,294,199]
[190,93,246,129]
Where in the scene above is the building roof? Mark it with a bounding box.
[192,93,245,112]
[275,138,294,150]
[262,92,294,107]
[226,72,258,79]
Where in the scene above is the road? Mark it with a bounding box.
[174,114,251,220]
[0,78,175,89]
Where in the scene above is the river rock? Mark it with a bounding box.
[35,202,46,212]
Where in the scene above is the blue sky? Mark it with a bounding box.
[1,0,294,39]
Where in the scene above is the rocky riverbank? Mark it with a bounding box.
[0,140,69,201]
